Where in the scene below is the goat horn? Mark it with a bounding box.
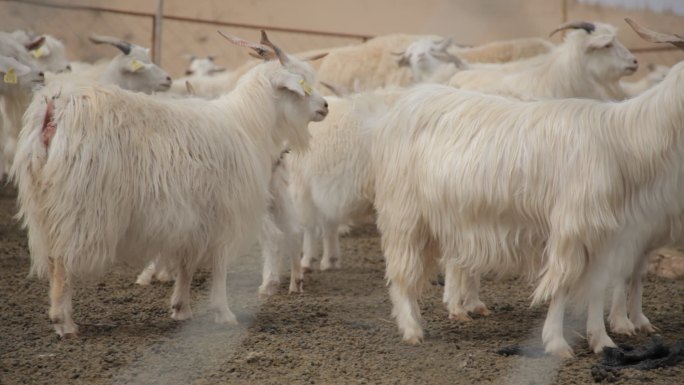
[435,37,453,51]
[260,30,289,66]
[217,30,276,61]
[301,52,329,61]
[625,18,684,50]
[319,81,344,96]
[89,34,132,55]
[185,80,196,96]
[390,51,405,56]
[25,35,45,51]
[549,21,596,37]
[432,51,465,67]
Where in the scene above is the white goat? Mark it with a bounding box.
[314,34,555,96]
[315,34,441,94]
[0,33,41,175]
[174,51,328,98]
[0,55,43,175]
[49,35,171,93]
[442,21,640,323]
[449,21,638,101]
[392,38,467,83]
[89,34,172,93]
[372,19,684,357]
[25,34,71,73]
[258,151,304,296]
[289,89,402,271]
[12,31,328,337]
[184,55,227,76]
[168,56,231,96]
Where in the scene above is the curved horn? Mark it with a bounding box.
[185,80,196,96]
[247,51,276,62]
[625,18,684,50]
[89,34,132,55]
[25,35,45,51]
[390,51,405,56]
[319,81,344,97]
[217,30,275,60]
[434,37,453,52]
[549,21,596,37]
[301,52,329,61]
[260,30,289,65]
[432,51,466,68]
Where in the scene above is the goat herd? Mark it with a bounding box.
[0,17,682,360]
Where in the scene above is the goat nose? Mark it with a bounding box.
[633,59,638,65]
[166,76,172,82]
[65,65,72,71]
[324,101,328,108]
[38,72,44,77]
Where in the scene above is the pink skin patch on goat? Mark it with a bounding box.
[41,100,56,147]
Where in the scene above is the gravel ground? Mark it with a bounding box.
[0,183,682,385]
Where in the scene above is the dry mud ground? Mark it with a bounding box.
[0,183,682,385]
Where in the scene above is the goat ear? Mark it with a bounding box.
[586,34,613,50]
[25,36,45,51]
[31,44,51,59]
[126,59,146,72]
[0,56,31,76]
[271,72,306,97]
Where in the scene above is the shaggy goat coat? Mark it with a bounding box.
[372,62,684,352]
[449,24,635,101]
[13,61,313,282]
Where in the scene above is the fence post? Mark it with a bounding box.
[153,0,164,65]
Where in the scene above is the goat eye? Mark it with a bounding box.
[604,43,613,49]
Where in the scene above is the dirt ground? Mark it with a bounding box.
[0,182,682,385]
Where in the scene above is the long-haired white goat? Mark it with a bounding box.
[441,21,640,324]
[449,21,638,100]
[391,38,467,84]
[371,19,684,358]
[289,89,403,271]
[24,34,71,73]
[12,31,328,337]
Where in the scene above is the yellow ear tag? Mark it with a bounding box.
[299,79,313,96]
[129,59,144,72]
[31,46,46,59]
[3,68,18,84]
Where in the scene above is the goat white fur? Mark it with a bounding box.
[315,34,441,95]
[27,35,71,73]
[48,35,171,94]
[136,151,306,297]
[621,63,670,97]
[258,153,304,296]
[12,32,328,337]
[372,46,684,356]
[0,56,43,175]
[393,38,467,84]
[288,89,402,271]
[449,22,637,101]
[453,37,554,64]
[0,32,41,174]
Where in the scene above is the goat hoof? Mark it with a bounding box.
[449,313,473,322]
[545,339,574,359]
